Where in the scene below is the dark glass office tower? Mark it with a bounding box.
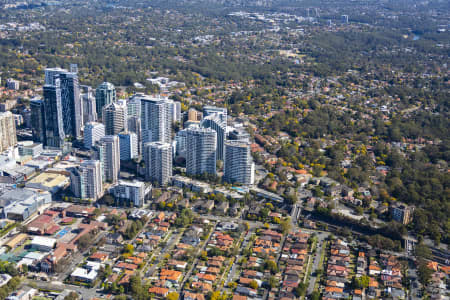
[95,82,116,119]
[30,98,46,143]
[59,72,83,138]
[43,78,65,148]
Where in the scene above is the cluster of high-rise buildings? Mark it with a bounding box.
[175,105,254,186]
[27,66,254,202]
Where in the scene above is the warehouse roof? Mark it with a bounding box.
[31,236,56,248]
[26,172,69,189]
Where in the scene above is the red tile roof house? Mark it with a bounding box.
[210,256,226,262]
[325,286,344,294]
[328,255,350,266]
[292,232,309,241]
[327,280,345,288]
[160,221,170,228]
[369,264,381,276]
[191,281,212,293]
[115,262,138,271]
[167,259,188,271]
[291,240,309,250]
[327,264,348,278]
[239,277,254,286]
[328,260,348,271]
[196,273,216,283]
[206,267,220,275]
[211,233,234,249]
[126,256,143,265]
[118,274,131,286]
[207,259,223,268]
[159,269,182,283]
[242,269,263,279]
[154,212,165,223]
[106,273,119,284]
[89,252,109,262]
[183,292,205,300]
[148,287,169,298]
[290,248,307,257]
[281,275,300,293]
[246,256,262,268]
[261,229,282,241]
[285,264,304,275]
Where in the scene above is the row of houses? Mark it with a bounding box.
[276,230,310,299]
[147,214,196,298]
[324,239,351,300]
[98,210,168,291]
[233,229,284,299]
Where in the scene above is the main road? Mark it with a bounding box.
[23,279,102,300]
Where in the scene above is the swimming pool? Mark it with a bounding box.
[232,187,246,193]
[55,227,70,239]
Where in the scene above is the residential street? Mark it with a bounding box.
[225,230,252,287]
[178,222,217,292]
[306,231,328,295]
[145,230,184,278]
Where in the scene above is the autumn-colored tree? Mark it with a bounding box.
[249,280,258,290]
[166,292,179,300]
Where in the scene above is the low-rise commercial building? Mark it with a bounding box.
[172,175,212,193]
[30,236,56,252]
[18,142,43,158]
[250,187,284,203]
[0,188,52,221]
[25,172,70,194]
[70,262,101,283]
[6,287,37,300]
